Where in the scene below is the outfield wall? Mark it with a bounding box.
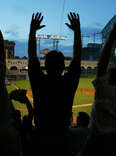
[7,59,98,80]
[8,59,98,70]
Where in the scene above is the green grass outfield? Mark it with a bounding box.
[72,106,92,115]
[73,77,94,115]
[7,80,31,117]
[7,78,95,116]
[78,77,95,89]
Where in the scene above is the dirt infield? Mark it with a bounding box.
[26,89,33,103]
[26,89,32,96]
[17,104,92,126]
[16,88,93,113]
[26,88,93,108]
[77,88,95,96]
[26,88,95,99]
[15,87,93,125]
[17,104,92,113]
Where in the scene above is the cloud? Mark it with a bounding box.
[59,45,73,56]
[81,26,102,36]
[81,26,102,44]
[14,40,28,57]
[42,39,53,46]
[4,29,19,39]
[14,40,73,57]
[94,22,103,27]
[13,26,103,58]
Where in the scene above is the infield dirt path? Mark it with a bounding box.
[26,88,95,103]
[12,86,93,112]
[77,88,95,96]
[17,103,92,125]
[16,88,93,112]
[17,103,92,112]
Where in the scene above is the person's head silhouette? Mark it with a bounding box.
[45,50,65,77]
[76,112,90,128]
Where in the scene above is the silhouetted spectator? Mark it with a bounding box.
[9,89,34,156]
[0,30,20,156]
[80,20,116,156]
[9,89,34,121]
[69,112,90,156]
[12,109,21,131]
[76,111,90,128]
[28,12,82,156]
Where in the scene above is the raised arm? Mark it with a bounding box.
[0,30,8,119]
[66,12,82,62]
[28,12,45,59]
[0,30,6,81]
[97,22,116,77]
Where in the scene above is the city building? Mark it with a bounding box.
[4,40,15,58]
[82,43,102,61]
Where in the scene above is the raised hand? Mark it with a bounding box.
[65,12,80,32]
[30,12,45,32]
[65,12,82,60]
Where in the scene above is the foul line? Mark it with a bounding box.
[72,103,92,108]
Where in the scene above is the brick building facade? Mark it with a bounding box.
[4,40,15,58]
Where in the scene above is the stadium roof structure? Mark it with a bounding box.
[101,15,116,60]
[101,15,116,38]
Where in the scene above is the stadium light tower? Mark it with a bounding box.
[36,34,67,58]
[93,32,101,43]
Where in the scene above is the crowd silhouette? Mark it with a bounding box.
[0,11,116,156]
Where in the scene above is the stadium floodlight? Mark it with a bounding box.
[36,34,67,58]
[36,34,67,40]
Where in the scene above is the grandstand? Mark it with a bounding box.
[101,14,116,60]
[6,15,116,80]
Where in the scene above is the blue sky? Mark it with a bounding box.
[0,0,116,57]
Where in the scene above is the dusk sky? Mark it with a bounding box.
[0,0,116,57]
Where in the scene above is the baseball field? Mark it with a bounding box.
[7,77,95,117]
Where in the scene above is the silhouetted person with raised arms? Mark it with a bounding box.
[28,12,82,156]
[80,21,116,156]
